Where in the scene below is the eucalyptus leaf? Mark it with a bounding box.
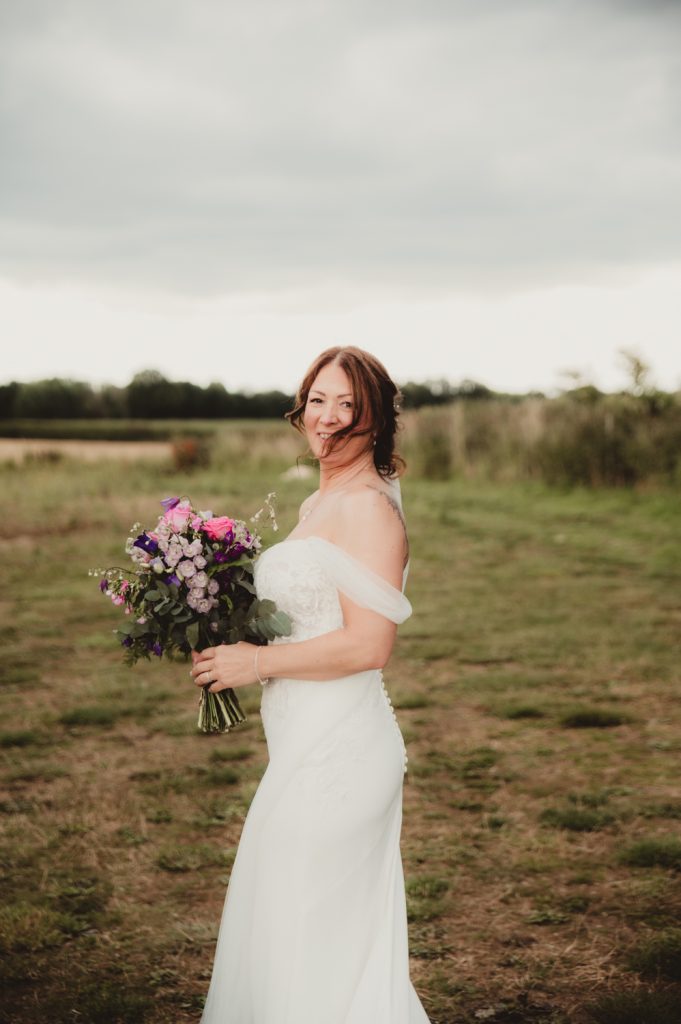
[187,622,199,649]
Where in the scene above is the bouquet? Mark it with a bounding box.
[91,493,291,733]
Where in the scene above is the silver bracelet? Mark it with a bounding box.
[254,646,270,686]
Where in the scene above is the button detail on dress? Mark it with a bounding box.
[379,672,409,775]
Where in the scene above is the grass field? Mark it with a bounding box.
[1,449,680,1023]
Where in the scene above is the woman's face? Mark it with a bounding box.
[303,361,372,466]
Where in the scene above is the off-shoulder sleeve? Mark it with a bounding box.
[306,537,412,624]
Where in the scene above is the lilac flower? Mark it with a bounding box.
[160,496,181,512]
[151,557,165,574]
[133,532,159,556]
[193,571,208,588]
[178,559,196,579]
[207,580,219,595]
[197,599,211,614]
[166,573,181,586]
[193,555,207,569]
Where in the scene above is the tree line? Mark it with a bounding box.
[0,369,496,419]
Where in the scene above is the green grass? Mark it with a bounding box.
[539,806,616,832]
[619,838,681,872]
[559,708,633,728]
[584,988,681,1024]
[628,928,681,981]
[0,450,680,1022]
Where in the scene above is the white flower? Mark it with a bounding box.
[125,537,134,554]
[151,558,165,574]
[177,559,196,579]
[198,509,213,519]
[186,539,203,558]
[136,616,147,624]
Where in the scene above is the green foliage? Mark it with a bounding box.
[59,705,124,727]
[0,729,48,748]
[40,979,153,1023]
[627,928,681,980]
[497,704,546,720]
[560,708,631,728]
[584,988,681,1024]
[540,806,615,832]
[406,875,450,922]
[156,843,233,872]
[209,745,254,762]
[619,838,681,871]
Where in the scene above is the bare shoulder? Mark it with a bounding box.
[334,483,409,584]
[299,489,319,521]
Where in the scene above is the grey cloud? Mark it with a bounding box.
[1,0,679,293]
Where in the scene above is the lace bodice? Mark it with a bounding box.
[254,536,411,643]
[254,540,344,642]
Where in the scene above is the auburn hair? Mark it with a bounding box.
[285,346,406,479]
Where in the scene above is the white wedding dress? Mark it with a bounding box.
[200,484,430,1024]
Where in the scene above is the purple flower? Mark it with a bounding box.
[213,550,230,563]
[160,496,181,511]
[121,635,134,647]
[133,532,159,555]
[152,642,163,657]
[166,573,181,586]
[99,579,108,592]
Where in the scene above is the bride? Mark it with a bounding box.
[191,346,431,1023]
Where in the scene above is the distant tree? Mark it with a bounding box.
[13,378,94,418]
[95,384,128,418]
[618,348,653,397]
[0,381,19,418]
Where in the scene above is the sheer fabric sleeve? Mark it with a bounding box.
[306,537,412,625]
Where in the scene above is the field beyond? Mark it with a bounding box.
[1,448,680,1024]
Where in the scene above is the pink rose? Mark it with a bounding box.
[163,502,192,532]
[202,516,235,541]
[190,515,203,530]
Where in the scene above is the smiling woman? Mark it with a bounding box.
[194,346,429,1024]
[285,345,406,482]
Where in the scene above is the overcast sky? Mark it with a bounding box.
[1,0,679,394]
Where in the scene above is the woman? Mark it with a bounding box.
[192,346,430,1024]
